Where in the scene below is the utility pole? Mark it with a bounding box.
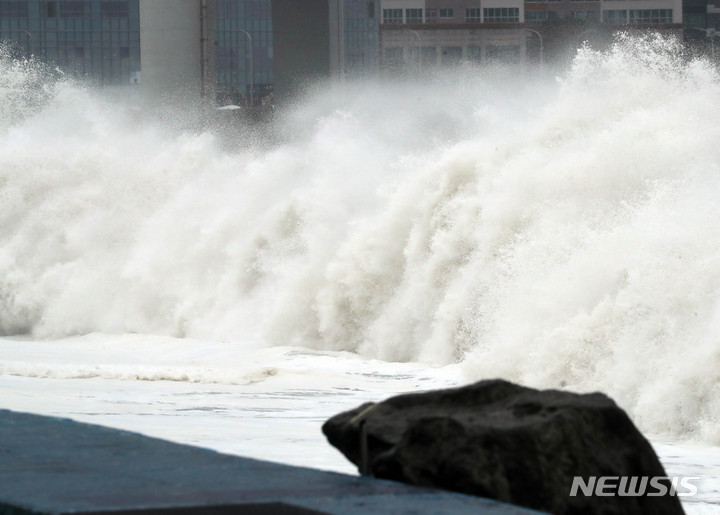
[526,28,543,69]
[237,29,254,106]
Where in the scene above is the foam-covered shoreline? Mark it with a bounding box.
[1,334,719,512]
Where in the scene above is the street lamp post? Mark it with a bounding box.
[712,29,717,59]
[703,27,715,59]
[526,28,543,69]
[713,29,717,60]
[404,29,421,73]
[237,29,253,106]
[20,29,32,56]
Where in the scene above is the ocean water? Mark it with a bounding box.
[2,34,720,512]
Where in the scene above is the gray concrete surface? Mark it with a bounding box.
[0,409,545,514]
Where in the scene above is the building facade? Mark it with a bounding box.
[378,0,683,69]
[380,0,526,69]
[342,0,380,75]
[0,0,141,86]
[271,0,379,98]
[1,0,381,101]
[524,0,682,25]
[2,0,690,97]
[215,0,273,105]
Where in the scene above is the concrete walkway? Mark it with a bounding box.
[0,409,544,514]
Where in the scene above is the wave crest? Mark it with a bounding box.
[2,34,720,442]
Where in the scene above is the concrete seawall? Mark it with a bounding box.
[0,409,544,514]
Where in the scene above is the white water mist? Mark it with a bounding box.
[2,34,720,444]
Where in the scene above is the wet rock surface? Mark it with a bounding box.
[323,379,684,515]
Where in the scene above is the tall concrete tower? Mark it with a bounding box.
[139,0,216,101]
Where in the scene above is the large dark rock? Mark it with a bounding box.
[322,379,685,515]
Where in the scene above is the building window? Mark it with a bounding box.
[440,8,454,18]
[572,10,598,20]
[217,0,239,18]
[383,8,403,24]
[526,10,562,22]
[44,1,57,17]
[466,45,482,62]
[487,45,521,63]
[426,8,437,21]
[465,8,481,22]
[526,11,547,23]
[368,1,375,18]
[245,0,271,18]
[59,1,88,18]
[405,8,422,23]
[421,46,437,65]
[0,1,29,17]
[102,45,131,59]
[603,9,627,23]
[629,9,672,23]
[383,46,403,68]
[441,46,462,65]
[483,8,519,23]
[101,1,129,18]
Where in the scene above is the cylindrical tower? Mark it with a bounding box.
[139,0,215,101]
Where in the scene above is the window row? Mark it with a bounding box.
[44,1,132,19]
[382,7,669,25]
[383,44,521,65]
[0,1,28,17]
[527,0,600,3]
[526,8,669,22]
[382,7,519,24]
[216,0,271,20]
[603,8,672,23]
[343,0,376,19]
[425,8,454,20]
[483,8,520,23]
[525,10,602,22]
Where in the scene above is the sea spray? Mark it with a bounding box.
[2,34,720,443]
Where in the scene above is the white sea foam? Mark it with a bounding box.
[2,34,720,449]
